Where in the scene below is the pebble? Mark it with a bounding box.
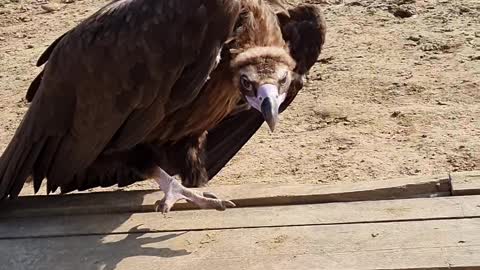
[41,4,60,13]
[407,35,421,42]
[459,6,471,13]
[391,5,416,18]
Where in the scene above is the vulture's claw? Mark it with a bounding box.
[202,191,219,199]
[152,167,235,214]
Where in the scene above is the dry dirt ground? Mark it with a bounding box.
[0,0,479,195]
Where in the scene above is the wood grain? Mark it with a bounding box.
[1,218,479,270]
[2,195,479,239]
[451,171,480,196]
[1,173,451,218]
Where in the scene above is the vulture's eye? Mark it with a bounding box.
[279,72,288,86]
[240,75,253,91]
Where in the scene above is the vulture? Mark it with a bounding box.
[0,0,326,213]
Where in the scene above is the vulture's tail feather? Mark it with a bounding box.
[0,118,49,200]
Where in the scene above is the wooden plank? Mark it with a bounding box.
[451,171,480,196]
[0,173,451,217]
[1,219,479,270]
[2,195,479,239]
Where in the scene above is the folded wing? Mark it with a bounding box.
[0,0,241,198]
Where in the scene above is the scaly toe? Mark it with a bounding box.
[202,192,236,209]
[154,199,170,214]
[154,191,185,213]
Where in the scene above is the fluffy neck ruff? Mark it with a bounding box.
[228,0,295,69]
[231,46,295,69]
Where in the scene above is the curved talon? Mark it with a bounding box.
[218,200,236,211]
[202,192,236,210]
[154,199,169,214]
[203,191,219,199]
[154,200,162,212]
[224,200,236,208]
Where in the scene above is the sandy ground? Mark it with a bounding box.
[0,0,479,195]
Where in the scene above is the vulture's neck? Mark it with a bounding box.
[230,0,288,55]
[227,0,294,70]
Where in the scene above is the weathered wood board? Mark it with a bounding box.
[1,171,480,270]
[1,219,480,270]
[1,173,451,218]
[451,170,480,196]
[2,195,480,239]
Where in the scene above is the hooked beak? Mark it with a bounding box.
[245,84,286,132]
[261,96,279,132]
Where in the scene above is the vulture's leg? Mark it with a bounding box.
[150,166,235,213]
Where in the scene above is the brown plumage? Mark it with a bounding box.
[0,0,326,212]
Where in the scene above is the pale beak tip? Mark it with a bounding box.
[261,97,279,133]
[266,119,276,132]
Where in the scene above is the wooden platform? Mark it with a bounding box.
[1,171,480,270]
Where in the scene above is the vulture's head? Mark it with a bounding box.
[231,46,296,132]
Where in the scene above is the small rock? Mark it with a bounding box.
[390,5,416,18]
[371,233,379,238]
[407,35,421,42]
[26,44,34,49]
[18,16,31,22]
[41,4,60,13]
[436,100,448,105]
[459,6,471,13]
[475,32,480,38]
[420,43,438,52]
[345,1,363,6]
[468,55,480,61]
[318,56,334,64]
[391,111,402,118]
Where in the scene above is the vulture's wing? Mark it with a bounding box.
[25,31,69,102]
[0,0,241,198]
[205,4,326,179]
